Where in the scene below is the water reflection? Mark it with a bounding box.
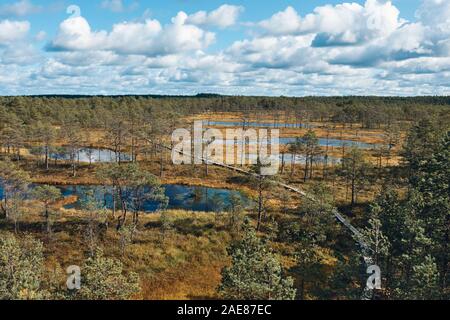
[58,184,249,213]
[48,148,131,163]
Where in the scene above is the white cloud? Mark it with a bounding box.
[49,16,108,51]
[416,0,450,57]
[48,13,215,56]
[0,0,41,17]
[380,57,450,74]
[54,50,124,67]
[331,22,428,66]
[186,4,244,29]
[0,19,30,43]
[1,42,39,64]
[240,0,450,71]
[416,0,450,27]
[1,0,450,96]
[0,19,41,66]
[258,7,302,35]
[227,35,316,69]
[216,0,450,95]
[259,0,402,46]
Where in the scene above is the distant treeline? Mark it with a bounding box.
[1,95,449,130]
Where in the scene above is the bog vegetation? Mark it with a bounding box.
[0,95,448,300]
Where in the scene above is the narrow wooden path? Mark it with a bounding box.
[149,140,375,299]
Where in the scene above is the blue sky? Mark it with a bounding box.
[24,0,422,49]
[0,0,448,96]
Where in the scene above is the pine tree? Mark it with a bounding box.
[0,233,47,299]
[0,161,30,223]
[360,204,390,266]
[32,185,62,237]
[219,222,296,300]
[414,132,449,292]
[407,255,440,300]
[76,249,141,300]
[227,193,245,237]
[337,147,372,206]
[159,211,173,243]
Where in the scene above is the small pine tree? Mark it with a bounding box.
[408,255,440,300]
[360,204,390,266]
[118,224,134,256]
[219,222,296,300]
[159,211,173,242]
[226,193,245,238]
[76,249,140,300]
[210,193,225,224]
[32,185,62,237]
[0,233,46,299]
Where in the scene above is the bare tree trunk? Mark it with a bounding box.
[45,145,49,170]
[303,155,309,182]
[160,146,164,177]
[45,205,52,237]
[72,160,76,177]
[291,153,296,176]
[351,178,356,206]
[111,187,116,219]
[256,177,263,232]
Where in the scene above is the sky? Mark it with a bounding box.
[0,0,448,96]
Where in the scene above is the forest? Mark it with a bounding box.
[0,95,448,300]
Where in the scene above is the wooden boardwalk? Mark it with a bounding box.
[151,140,375,299]
[162,142,372,249]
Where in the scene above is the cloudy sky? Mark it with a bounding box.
[0,0,449,96]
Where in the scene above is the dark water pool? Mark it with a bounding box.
[0,184,249,213]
